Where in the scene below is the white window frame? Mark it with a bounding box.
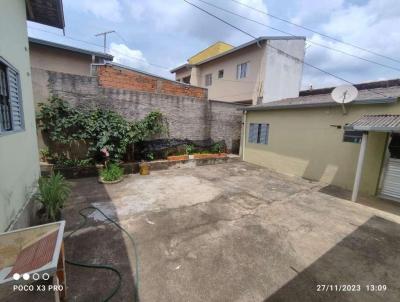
[205,73,212,86]
[0,57,24,136]
[236,62,248,79]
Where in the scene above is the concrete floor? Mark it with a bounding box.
[11,161,400,301]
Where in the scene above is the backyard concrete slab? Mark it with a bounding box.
[59,162,400,301]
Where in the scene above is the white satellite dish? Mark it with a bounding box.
[331,84,358,104]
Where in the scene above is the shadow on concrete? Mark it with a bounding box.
[319,184,400,217]
[62,178,138,301]
[3,177,138,301]
[264,216,400,302]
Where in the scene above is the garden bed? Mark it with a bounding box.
[192,153,227,159]
[167,155,190,161]
[40,154,240,179]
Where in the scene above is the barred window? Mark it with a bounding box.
[249,123,269,144]
[343,130,363,143]
[0,58,23,134]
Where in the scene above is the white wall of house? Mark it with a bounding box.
[262,39,305,103]
[0,0,40,231]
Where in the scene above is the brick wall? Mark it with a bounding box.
[32,68,242,152]
[96,64,207,99]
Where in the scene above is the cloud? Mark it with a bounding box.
[109,43,149,68]
[109,43,172,79]
[297,0,400,89]
[66,0,123,22]
[126,0,269,44]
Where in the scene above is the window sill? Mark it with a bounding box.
[0,128,25,137]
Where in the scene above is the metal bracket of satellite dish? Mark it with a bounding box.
[331,84,358,115]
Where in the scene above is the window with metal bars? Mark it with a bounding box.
[343,130,363,143]
[0,58,23,134]
[248,123,269,144]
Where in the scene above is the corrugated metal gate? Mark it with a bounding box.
[381,158,400,201]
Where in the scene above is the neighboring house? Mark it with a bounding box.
[171,36,306,105]
[240,79,400,202]
[0,0,65,231]
[29,37,113,76]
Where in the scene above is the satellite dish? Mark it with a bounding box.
[331,84,358,104]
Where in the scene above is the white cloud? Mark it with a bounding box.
[126,0,269,44]
[297,0,400,89]
[109,43,172,79]
[66,0,123,22]
[109,43,149,69]
[290,0,344,25]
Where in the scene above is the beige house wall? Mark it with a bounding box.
[192,43,264,103]
[30,43,93,76]
[0,0,40,231]
[243,102,400,195]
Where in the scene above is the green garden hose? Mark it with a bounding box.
[64,206,140,302]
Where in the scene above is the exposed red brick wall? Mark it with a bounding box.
[97,65,207,99]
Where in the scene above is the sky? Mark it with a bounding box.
[28,0,400,89]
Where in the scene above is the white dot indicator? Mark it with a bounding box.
[12,273,20,280]
[22,273,30,280]
[42,273,50,281]
[32,273,40,281]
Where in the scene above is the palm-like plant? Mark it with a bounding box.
[38,173,71,221]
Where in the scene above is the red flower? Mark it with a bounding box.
[100,147,109,157]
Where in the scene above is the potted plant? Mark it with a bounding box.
[98,147,124,183]
[37,172,71,222]
[99,162,124,183]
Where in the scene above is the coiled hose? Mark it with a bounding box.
[64,206,140,302]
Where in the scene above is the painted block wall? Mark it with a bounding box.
[31,68,243,153]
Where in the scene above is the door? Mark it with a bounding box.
[381,134,400,201]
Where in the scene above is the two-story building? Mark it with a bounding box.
[171,36,306,105]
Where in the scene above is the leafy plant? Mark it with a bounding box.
[38,173,71,221]
[39,148,50,162]
[52,156,93,168]
[210,142,225,154]
[185,144,195,155]
[100,163,124,182]
[146,152,155,161]
[37,97,165,162]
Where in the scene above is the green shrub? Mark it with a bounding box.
[146,152,155,161]
[210,142,225,154]
[185,144,195,155]
[37,97,166,162]
[38,173,71,221]
[52,156,93,168]
[100,163,124,181]
[39,148,50,162]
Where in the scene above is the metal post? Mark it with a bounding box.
[351,132,368,201]
[241,110,247,161]
[95,30,115,53]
